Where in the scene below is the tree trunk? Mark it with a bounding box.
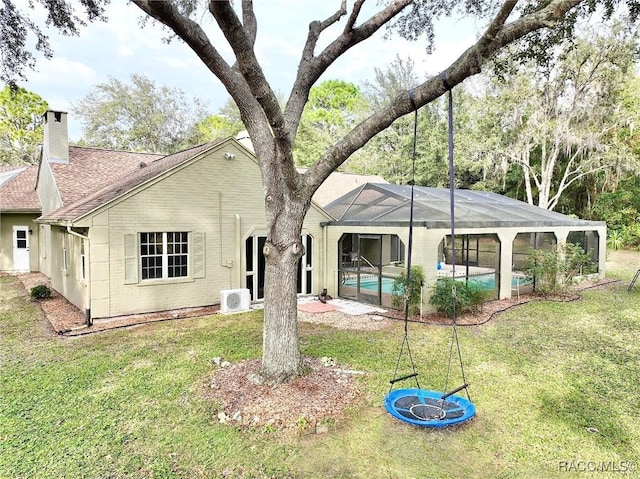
[260,200,307,384]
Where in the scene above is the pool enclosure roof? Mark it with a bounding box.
[324,183,605,229]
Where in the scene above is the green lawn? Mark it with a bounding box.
[1,259,639,478]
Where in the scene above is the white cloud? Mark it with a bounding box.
[26,57,99,97]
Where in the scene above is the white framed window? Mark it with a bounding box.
[140,232,189,280]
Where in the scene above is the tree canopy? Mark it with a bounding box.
[0,86,48,165]
[73,74,208,154]
[468,22,640,211]
[294,79,368,167]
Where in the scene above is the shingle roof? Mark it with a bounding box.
[39,141,222,223]
[51,146,164,205]
[0,165,40,211]
[325,183,605,229]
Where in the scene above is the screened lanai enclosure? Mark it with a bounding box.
[323,184,606,311]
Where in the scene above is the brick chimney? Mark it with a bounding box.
[43,110,69,163]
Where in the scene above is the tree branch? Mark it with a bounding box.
[131,1,254,110]
[241,0,257,47]
[344,0,365,33]
[208,1,285,140]
[286,0,412,136]
[301,0,584,194]
[548,164,611,210]
[300,1,347,65]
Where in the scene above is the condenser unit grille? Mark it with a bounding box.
[221,288,251,313]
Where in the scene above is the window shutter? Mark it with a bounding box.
[192,232,205,278]
[124,234,138,284]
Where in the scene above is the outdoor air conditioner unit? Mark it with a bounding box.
[220,288,251,313]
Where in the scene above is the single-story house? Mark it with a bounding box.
[17,111,334,321]
[0,110,607,322]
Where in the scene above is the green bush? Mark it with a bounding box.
[526,243,598,295]
[30,284,52,300]
[391,266,425,315]
[466,281,492,313]
[607,230,625,250]
[428,278,489,317]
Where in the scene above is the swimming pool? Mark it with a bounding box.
[343,276,396,294]
[344,273,531,294]
[467,273,531,290]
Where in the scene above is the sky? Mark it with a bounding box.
[20,1,483,140]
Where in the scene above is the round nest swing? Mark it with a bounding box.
[384,388,475,428]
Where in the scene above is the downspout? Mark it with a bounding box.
[321,222,327,294]
[235,214,242,288]
[66,225,91,326]
[218,191,235,289]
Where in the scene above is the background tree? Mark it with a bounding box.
[294,80,368,167]
[0,86,48,166]
[468,23,640,210]
[73,74,209,153]
[195,98,245,143]
[355,57,483,188]
[4,0,639,384]
[351,56,420,182]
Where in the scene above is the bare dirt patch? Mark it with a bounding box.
[204,357,363,435]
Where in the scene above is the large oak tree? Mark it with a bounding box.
[4,0,638,383]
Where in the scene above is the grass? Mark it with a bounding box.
[1,254,640,478]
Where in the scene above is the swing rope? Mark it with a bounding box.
[384,77,476,428]
[389,89,420,393]
[389,77,471,404]
[440,72,471,402]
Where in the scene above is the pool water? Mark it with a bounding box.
[344,273,530,294]
[343,277,396,294]
[468,273,531,290]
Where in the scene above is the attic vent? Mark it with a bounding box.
[139,162,147,168]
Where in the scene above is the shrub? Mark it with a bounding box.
[429,278,462,317]
[391,266,425,315]
[466,281,492,314]
[428,278,491,317]
[607,230,625,250]
[526,243,598,295]
[30,284,52,300]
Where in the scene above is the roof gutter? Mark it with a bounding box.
[66,225,88,241]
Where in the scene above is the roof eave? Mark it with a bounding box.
[0,208,41,214]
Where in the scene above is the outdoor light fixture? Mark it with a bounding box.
[224,152,236,160]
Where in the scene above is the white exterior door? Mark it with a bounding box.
[12,226,30,272]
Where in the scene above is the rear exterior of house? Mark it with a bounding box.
[1,110,608,322]
[43,140,329,319]
[33,112,330,320]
